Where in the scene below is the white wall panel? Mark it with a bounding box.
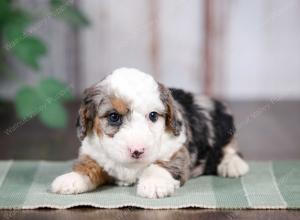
[158,0,203,93]
[224,0,300,99]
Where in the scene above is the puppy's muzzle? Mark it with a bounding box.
[129,148,145,159]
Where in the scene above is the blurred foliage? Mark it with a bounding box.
[15,78,73,128]
[50,0,89,28]
[0,0,88,128]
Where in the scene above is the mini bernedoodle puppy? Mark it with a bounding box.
[51,68,249,198]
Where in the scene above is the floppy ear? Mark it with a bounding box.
[76,87,98,141]
[158,83,182,136]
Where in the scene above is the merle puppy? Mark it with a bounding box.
[51,68,249,198]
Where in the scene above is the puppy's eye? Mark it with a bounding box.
[108,112,122,126]
[149,111,158,122]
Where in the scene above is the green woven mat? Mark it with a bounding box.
[0,160,299,209]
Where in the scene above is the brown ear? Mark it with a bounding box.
[76,88,98,141]
[158,83,181,136]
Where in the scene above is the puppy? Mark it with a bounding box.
[51,68,249,198]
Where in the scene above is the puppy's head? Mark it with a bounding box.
[77,68,182,165]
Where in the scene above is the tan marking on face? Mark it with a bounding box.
[110,98,128,114]
[73,155,113,186]
[93,117,102,137]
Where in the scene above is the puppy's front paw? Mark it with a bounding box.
[137,176,179,199]
[217,154,249,178]
[137,164,180,199]
[51,172,95,194]
[116,180,134,187]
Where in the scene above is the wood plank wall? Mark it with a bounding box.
[1,0,300,100]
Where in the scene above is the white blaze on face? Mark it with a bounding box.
[103,68,165,113]
[99,68,166,164]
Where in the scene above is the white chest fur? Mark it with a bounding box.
[79,135,146,184]
[79,129,186,185]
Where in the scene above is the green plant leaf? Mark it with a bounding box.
[50,0,89,28]
[2,10,45,70]
[2,10,31,40]
[38,77,73,101]
[15,86,43,119]
[0,0,12,24]
[10,36,47,70]
[15,79,70,128]
[38,101,67,128]
[0,0,11,11]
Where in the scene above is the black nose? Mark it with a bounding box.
[131,150,144,159]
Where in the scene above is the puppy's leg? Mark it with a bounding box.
[137,164,180,199]
[137,147,190,199]
[51,155,111,194]
[217,139,249,178]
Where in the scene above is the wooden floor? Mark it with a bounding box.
[0,100,299,219]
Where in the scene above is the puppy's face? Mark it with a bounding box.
[77,68,181,166]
